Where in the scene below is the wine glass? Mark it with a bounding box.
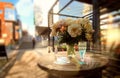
[78,42,87,64]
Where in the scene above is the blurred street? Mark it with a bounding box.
[0,47,51,78]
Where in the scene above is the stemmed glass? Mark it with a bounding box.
[78,42,87,64]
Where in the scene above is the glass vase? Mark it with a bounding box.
[67,44,76,57]
[78,41,87,64]
[67,44,80,67]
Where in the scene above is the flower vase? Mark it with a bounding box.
[67,44,80,67]
[67,44,75,57]
[78,41,87,64]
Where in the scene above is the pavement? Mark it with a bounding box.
[0,47,52,78]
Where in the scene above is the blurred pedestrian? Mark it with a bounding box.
[32,38,36,49]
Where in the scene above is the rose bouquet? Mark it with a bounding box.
[50,18,93,45]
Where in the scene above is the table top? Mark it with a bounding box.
[38,52,108,72]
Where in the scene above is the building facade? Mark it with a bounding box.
[0,2,21,47]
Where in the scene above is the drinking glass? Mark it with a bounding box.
[78,42,87,64]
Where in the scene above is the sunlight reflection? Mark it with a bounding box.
[106,15,120,50]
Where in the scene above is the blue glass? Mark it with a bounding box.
[78,42,87,64]
[79,50,86,59]
[79,49,86,64]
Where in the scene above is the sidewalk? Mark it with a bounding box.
[0,48,50,78]
[0,49,18,73]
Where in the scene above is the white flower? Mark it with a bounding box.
[50,24,57,36]
[75,18,83,24]
[68,24,82,37]
[65,18,74,26]
[85,33,92,41]
[84,23,93,33]
[50,29,57,36]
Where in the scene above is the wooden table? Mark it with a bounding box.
[38,52,108,78]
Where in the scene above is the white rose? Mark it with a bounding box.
[68,24,82,37]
